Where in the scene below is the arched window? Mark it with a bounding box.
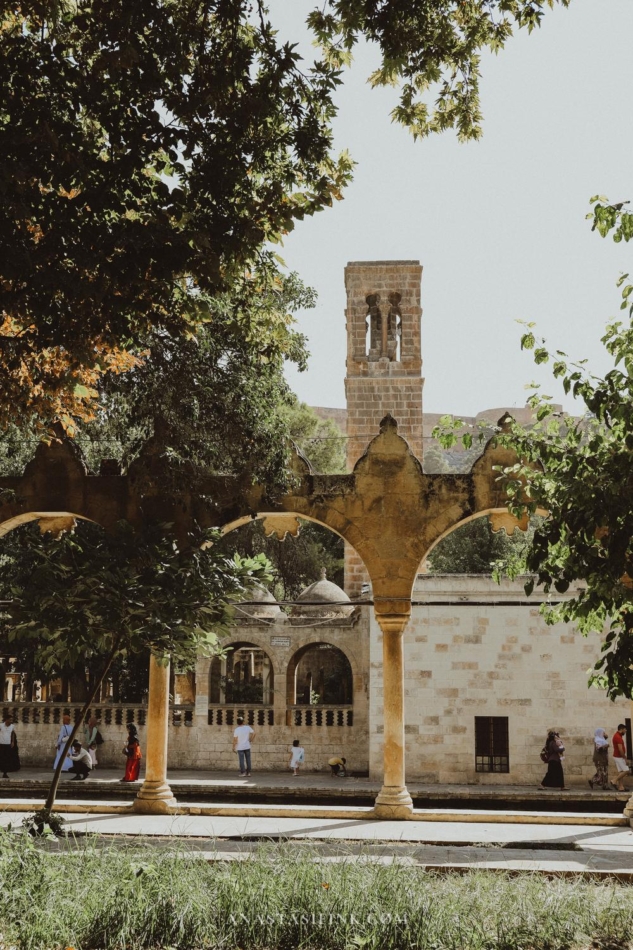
[209,643,274,705]
[289,644,353,706]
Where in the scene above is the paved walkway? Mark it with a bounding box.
[3,768,631,805]
[4,810,633,876]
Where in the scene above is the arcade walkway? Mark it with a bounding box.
[1,767,630,809]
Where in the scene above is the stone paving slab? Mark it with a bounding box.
[2,811,632,847]
[5,812,633,877]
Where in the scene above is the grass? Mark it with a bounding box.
[1,831,633,949]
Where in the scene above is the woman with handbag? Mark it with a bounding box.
[539,730,567,790]
[84,714,100,768]
[0,714,20,779]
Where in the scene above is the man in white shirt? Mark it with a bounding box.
[232,716,255,776]
[68,740,93,781]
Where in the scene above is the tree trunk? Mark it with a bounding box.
[44,640,121,813]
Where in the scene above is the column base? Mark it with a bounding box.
[623,795,633,823]
[133,780,177,814]
[373,785,413,820]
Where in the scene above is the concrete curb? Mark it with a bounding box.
[0,799,627,825]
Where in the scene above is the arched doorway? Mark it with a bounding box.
[286,642,354,728]
[208,641,275,728]
[290,643,353,706]
[209,642,274,706]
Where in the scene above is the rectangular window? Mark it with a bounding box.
[475,716,509,773]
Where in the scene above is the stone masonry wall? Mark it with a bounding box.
[10,614,371,775]
[190,615,370,773]
[369,575,631,785]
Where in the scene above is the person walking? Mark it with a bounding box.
[68,740,93,781]
[84,715,99,768]
[610,723,630,791]
[589,728,609,789]
[0,715,20,779]
[289,739,305,776]
[539,730,567,790]
[232,716,255,776]
[53,714,74,772]
[121,724,142,782]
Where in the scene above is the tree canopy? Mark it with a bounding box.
[425,516,533,575]
[0,0,569,430]
[0,272,315,491]
[0,519,270,675]
[0,517,270,807]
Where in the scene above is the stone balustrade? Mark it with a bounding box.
[171,705,194,727]
[207,705,275,727]
[287,705,354,727]
[1,702,147,727]
[1,701,362,772]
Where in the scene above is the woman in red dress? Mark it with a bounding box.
[121,724,142,782]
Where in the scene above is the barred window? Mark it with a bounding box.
[475,716,509,773]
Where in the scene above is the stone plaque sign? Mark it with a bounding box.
[270,636,291,647]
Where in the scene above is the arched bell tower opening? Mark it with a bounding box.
[344,260,424,596]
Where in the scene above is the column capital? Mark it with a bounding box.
[374,603,411,637]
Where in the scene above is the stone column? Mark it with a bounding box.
[134,655,177,814]
[194,656,211,719]
[373,611,413,819]
[624,701,633,824]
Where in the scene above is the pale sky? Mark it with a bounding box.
[268,0,633,417]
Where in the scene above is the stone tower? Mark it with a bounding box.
[344,260,424,596]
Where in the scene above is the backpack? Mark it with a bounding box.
[95,730,105,746]
[540,748,548,764]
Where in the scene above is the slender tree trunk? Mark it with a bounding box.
[44,639,121,813]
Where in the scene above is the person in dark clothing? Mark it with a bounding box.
[540,730,566,790]
[0,715,20,779]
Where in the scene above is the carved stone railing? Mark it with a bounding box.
[287,705,354,728]
[207,705,275,727]
[171,704,195,726]
[0,702,147,727]
[3,701,354,730]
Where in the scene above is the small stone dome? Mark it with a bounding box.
[292,569,353,620]
[237,583,282,621]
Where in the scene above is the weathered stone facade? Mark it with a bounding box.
[8,573,627,787]
[370,575,630,785]
[6,609,370,774]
